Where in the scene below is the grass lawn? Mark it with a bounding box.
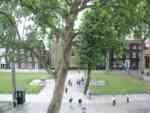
[0,71,49,94]
[89,71,150,94]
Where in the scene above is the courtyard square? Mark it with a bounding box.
[0,1,150,113]
[0,71,150,113]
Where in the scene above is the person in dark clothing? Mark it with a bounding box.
[68,79,71,85]
[82,106,86,113]
[76,79,80,86]
[69,97,73,108]
[65,88,68,93]
[88,92,92,100]
[69,98,73,103]
[68,79,73,87]
[78,98,82,106]
[81,77,84,82]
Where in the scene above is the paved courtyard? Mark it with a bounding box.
[0,70,150,113]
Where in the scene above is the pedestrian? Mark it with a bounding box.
[65,87,68,94]
[126,95,130,103]
[82,106,86,113]
[88,92,92,100]
[69,98,73,103]
[70,81,73,87]
[78,80,81,86]
[68,79,73,87]
[76,79,81,87]
[76,80,79,85]
[81,77,84,82]
[69,97,73,108]
[68,79,71,86]
[112,96,116,106]
[78,98,82,106]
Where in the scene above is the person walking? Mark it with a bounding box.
[69,97,73,109]
[68,79,71,86]
[78,98,82,107]
[65,87,68,94]
[82,106,86,113]
[88,92,92,100]
[68,79,73,87]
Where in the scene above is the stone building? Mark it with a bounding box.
[0,47,51,70]
[110,39,150,70]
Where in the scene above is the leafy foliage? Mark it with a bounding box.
[77,4,127,66]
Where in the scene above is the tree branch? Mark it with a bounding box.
[0,11,56,78]
[77,0,92,12]
[65,0,72,6]
[78,4,93,12]
[0,11,21,40]
[22,43,56,78]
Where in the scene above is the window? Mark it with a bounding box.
[133,45,137,49]
[132,52,136,58]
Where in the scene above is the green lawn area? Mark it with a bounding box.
[0,71,49,94]
[89,71,150,94]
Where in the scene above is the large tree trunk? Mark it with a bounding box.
[47,24,73,113]
[47,64,67,113]
[53,34,62,70]
[84,64,92,95]
[105,49,110,72]
[46,1,89,112]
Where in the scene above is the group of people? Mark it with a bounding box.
[68,97,83,106]
[65,77,87,113]
[66,78,84,104]
[66,77,85,94]
[76,77,85,87]
[68,97,86,113]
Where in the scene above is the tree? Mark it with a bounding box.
[0,1,19,106]
[1,1,150,113]
[129,1,150,72]
[110,0,150,72]
[0,0,51,106]
[77,9,104,94]
[77,2,129,93]
[77,0,142,93]
[0,0,96,113]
